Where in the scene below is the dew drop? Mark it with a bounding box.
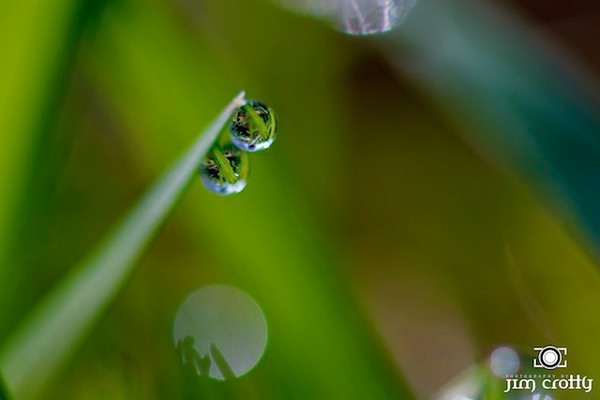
[173,285,268,380]
[229,100,277,152]
[200,142,249,195]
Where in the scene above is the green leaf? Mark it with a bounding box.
[0,91,245,400]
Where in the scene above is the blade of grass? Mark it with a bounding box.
[0,91,245,400]
[0,0,81,326]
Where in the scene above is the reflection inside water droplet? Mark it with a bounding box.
[173,285,268,380]
[200,143,249,195]
[229,100,277,152]
[275,0,417,35]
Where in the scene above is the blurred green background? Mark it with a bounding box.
[0,0,599,398]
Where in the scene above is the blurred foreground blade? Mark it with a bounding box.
[386,0,600,254]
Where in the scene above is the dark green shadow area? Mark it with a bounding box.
[0,375,10,400]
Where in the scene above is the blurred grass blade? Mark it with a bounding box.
[386,0,600,254]
[0,91,245,400]
[0,0,81,309]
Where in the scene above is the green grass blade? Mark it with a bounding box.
[0,0,81,304]
[0,91,245,400]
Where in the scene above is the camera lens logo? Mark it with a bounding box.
[533,346,567,370]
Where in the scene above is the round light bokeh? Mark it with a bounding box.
[173,285,268,380]
[489,346,521,377]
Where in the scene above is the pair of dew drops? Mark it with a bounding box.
[200,100,277,195]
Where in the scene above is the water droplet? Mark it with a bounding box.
[200,142,249,195]
[275,0,417,35]
[229,100,277,152]
[173,285,268,380]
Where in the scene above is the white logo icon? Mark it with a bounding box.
[533,346,567,370]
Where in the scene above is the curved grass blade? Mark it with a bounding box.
[0,91,246,400]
